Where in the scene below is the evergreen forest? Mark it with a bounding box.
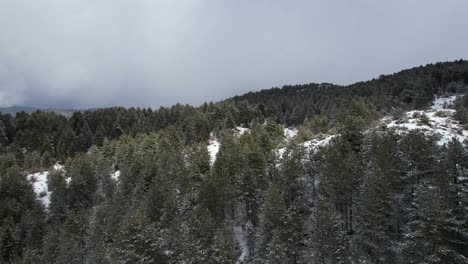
[1,60,468,263]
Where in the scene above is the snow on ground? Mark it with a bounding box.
[235,126,250,136]
[386,95,467,145]
[53,164,64,171]
[276,134,336,159]
[207,128,250,166]
[234,226,249,264]
[431,95,458,110]
[208,134,220,166]
[27,163,64,208]
[27,171,51,208]
[110,170,121,181]
[211,95,465,166]
[65,177,72,185]
[284,127,298,140]
[303,135,336,150]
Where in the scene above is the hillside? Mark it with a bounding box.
[227,60,468,125]
[0,60,467,164]
[1,61,468,263]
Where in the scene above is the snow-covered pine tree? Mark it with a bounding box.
[115,211,166,263]
[355,131,399,263]
[313,194,352,264]
[212,227,237,264]
[260,183,288,263]
[404,184,468,263]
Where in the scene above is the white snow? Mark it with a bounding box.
[207,136,220,166]
[234,226,249,263]
[235,126,250,136]
[206,128,250,166]
[385,95,467,145]
[26,163,64,208]
[276,147,286,159]
[284,127,298,140]
[431,95,458,110]
[110,170,121,181]
[27,171,51,208]
[303,134,336,150]
[276,134,335,159]
[53,163,64,171]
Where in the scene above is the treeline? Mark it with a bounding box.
[230,60,468,125]
[1,60,468,164]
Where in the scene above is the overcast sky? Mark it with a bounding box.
[0,0,467,108]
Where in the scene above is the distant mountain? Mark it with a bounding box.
[0,105,79,117]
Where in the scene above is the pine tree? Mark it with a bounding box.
[266,229,288,264]
[260,183,288,262]
[404,184,468,263]
[278,145,308,263]
[47,170,68,226]
[21,205,46,262]
[0,216,20,263]
[400,131,438,190]
[224,111,237,130]
[321,137,361,235]
[238,100,254,127]
[55,210,89,264]
[205,130,241,221]
[356,171,394,263]
[42,228,61,263]
[0,120,8,149]
[314,195,352,264]
[94,125,106,146]
[57,126,77,161]
[355,131,400,263]
[438,138,468,260]
[67,154,99,209]
[115,211,166,263]
[443,138,465,207]
[183,208,216,263]
[86,205,113,264]
[0,165,43,262]
[240,134,267,227]
[23,150,41,171]
[212,227,237,264]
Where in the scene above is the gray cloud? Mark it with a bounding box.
[0,0,467,108]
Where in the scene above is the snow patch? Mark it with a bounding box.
[431,95,458,110]
[53,164,64,171]
[284,127,298,140]
[386,95,467,145]
[303,134,336,150]
[27,172,51,208]
[110,170,121,181]
[208,135,220,166]
[207,128,249,165]
[234,226,249,263]
[26,163,64,208]
[235,126,250,136]
[276,147,286,159]
[276,134,335,159]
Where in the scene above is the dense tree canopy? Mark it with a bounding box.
[0,60,467,263]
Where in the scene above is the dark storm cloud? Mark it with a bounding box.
[0,0,467,108]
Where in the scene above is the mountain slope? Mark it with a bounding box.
[2,60,468,263]
[227,60,468,125]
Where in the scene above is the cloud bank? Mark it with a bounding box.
[0,0,467,108]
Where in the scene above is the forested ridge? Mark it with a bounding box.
[1,60,468,263]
